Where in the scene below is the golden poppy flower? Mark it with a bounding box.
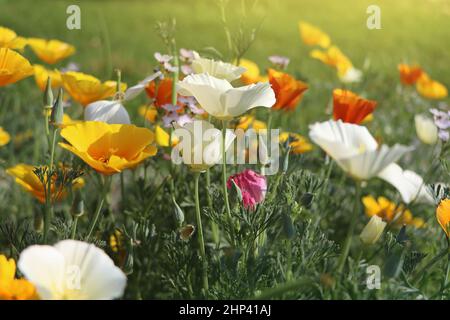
[145,78,174,107]
[59,121,157,175]
[333,89,377,124]
[0,27,27,50]
[237,59,267,85]
[155,125,178,147]
[416,73,448,100]
[61,71,126,106]
[310,46,353,76]
[33,64,62,91]
[235,115,267,133]
[437,199,450,237]
[398,64,423,85]
[279,132,313,154]
[138,105,158,123]
[362,196,424,228]
[0,255,38,300]
[27,38,75,64]
[6,163,84,204]
[0,48,33,87]
[0,126,11,146]
[268,68,308,111]
[298,21,331,48]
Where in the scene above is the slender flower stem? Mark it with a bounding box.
[206,168,220,246]
[70,216,79,239]
[86,176,109,240]
[221,120,235,244]
[194,172,209,293]
[43,128,59,243]
[337,181,361,274]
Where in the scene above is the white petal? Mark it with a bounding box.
[378,163,434,204]
[309,120,378,161]
[191,57,246,81]
[54,240,127,300]
[338,144,413,180]
[18,245,66,300]
[84,100,131,124]
[339,67,362,83]
[222,82,276,117]
[415,114,438,145]
[124,71,162,101]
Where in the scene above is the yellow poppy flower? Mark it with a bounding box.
[27,38,75,64]
[0,48,33,87]
[235,116,267,133]
[437,199,450,237]
[59,121,157,175]
[138,105,158,123]
[0,27,27,50]
[298,21,331,48]
[0,126,11,146]
[362,196,424,228]
[310,46,353,76]
[237,59,268,85]
[33,64,62,91]
[0,255,37,300]
[155,125,178,147]
[61,71,126,106]
[6,163,84,204]
[279,132,313,154]
[416,73,448,100]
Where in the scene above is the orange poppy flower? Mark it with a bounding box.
[437,198,450,237]
[332,89,377,124]
[145,78,174,107]
[398,64,423,85]
[268,68,308,111]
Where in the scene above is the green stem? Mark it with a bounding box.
[70,216,79,239]
[337,181,361,274]
[86,176,109,240]
[194,172,209,293]
[206,168,219,246]
[286,240,293,281]
[221,120,235,244]
[43,128,59,243]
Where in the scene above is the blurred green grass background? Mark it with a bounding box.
[1,0,449,132]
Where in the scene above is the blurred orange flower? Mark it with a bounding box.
[61,71,126,106]
[268,68,308,111]
[437,198,450,237]
[416,73,448,100]
[27,38,75,64]
[59,121,157,175]
[298,21,330,48]
[0,255,37,300]
[145,78,174,107]
[0,48,33,87]
[333,89,377,124]
[398,64,423,85]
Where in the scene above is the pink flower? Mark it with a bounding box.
[227,169,267,210]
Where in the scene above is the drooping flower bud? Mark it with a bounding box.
[360,215,387,245]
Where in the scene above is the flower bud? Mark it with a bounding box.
[360,215,387,245]
[50,88,64,125]
[415,114,438,145]
[43,76,53,109]
[71,190,84,218]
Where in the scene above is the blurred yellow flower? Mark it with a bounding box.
[0,127,11,146]
[236,115,267,132]
[33,64,62,91]
[310,46,353,76]
[437,199,450,237]
[138,105,158,123]
[61,71,126,106]
[59,121,157,175]
[6,163,84,203]
[0,26,27,50]
[0,255,37,300]
[279,132,313,154]
[0,48,33,87]
[298,21,331,48]
[27,38,75,64]
[416,73,448,100]
[362,196,424,228]
[155,125,178,147]
[237,59,267,85]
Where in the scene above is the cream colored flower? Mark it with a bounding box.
[415,114,438,145]
[191,53,246,82]
[360,215,387,245]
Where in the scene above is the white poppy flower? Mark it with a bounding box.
[360,215,386,245]
[172,120,236,172]
[84,100,130,124]
[123,71,162,101]
[177,73,276,120]
[339,67,362,83]
[18,240,127,300]
[309,120,413,180]
[377,163,434,204]
[415,114,438,145]
[191,53,246,82]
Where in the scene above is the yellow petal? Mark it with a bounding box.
[437,199,450,237]
[27,38,75,64]
[0,48,33,86]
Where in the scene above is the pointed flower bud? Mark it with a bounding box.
[50,88,64,125]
